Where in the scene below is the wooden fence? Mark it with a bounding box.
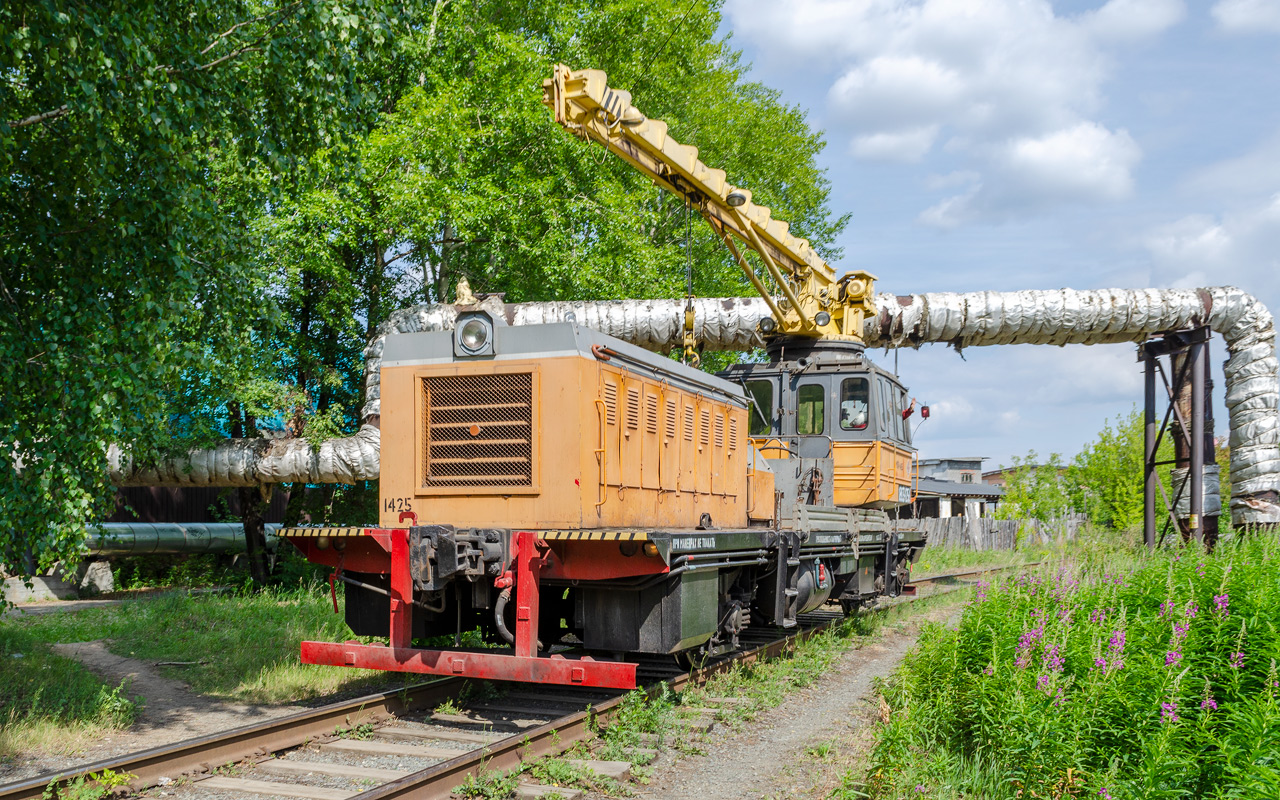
[915,514,1088,550]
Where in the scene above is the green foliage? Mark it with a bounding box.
[0,0,402,576]
[993,451,1072,523]
[43,769,136,800]
[865,535,1280,799]
[1068,408,1174,531]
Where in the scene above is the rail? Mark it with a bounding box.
[2,562,1036,800]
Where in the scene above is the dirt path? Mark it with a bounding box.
[634,605,961,800]
[1,642,304,785]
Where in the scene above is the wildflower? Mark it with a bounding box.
[1230,652,1244,669]
[1094,656,1107,669]
[983,664,994,676]
[1052,686,1066,707]
[1197,562,1206,577]
[1184,602,1199,619]
[1172,622,1190,643]
[1099,787,1113,799]
[1037,674,1051,691]
[974,579,989,603]
[1159,600,1175,618]
[1166,650,1182,667]
[914,785,925,794]
[1161,701,1179,723]
[1015,624,1045,669]
[1043,643,1065,672]
[1214,593,1229,614]
[1201,696,1218,711]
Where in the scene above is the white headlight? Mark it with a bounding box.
[459,318,490,353]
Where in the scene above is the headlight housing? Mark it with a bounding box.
[454,313,495,357]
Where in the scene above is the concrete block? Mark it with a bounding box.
[2,576,77,603]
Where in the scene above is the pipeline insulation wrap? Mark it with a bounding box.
[112,287,1279,526]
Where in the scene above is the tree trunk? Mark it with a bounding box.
[239,485,271,587]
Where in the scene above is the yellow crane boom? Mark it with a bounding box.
[542,64,876,343]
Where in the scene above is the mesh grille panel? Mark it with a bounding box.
[422,373,533,488]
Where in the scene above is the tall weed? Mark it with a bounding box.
[867,534,1280,799]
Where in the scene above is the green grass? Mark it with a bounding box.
[9,583,401,705]
[854,531,1280,799]
[911,544,1028,577]
[0,626,138,757]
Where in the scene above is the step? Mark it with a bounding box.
[515,783,583,799]
[564,760,631,781]
[375,726,501,745]
[621,747,659,762]
[321,738,460,760]
[199,776,353,800]
[257,760,409,782]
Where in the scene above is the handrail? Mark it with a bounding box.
[593,399,607,509]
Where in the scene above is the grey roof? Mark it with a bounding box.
[915,477,1004,498]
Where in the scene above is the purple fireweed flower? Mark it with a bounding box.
[1184,603,1199,619]
[1166,650,1183,666]
[1052,686,1066,707]
[1197,562,1206,577]
[1109,630,1126,650]
[914,785,925,794]
[1095,657,1107,669]
[1214,593,1229,614]
[1161,701,1179,723]
[983,664,994,676]
[1202,697,1218,711]
[1099,787,1113,799]
[1230,651,1244,669]
[1037,674,1051,692]
[1015,624,1045,669]
[1089,608,1107,625]
[1044,643,1065,672]
[1172,622,1190,643]
[1159,600,1175,618]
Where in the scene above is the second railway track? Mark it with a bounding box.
[2,561,1031,800]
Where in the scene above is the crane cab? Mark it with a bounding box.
[718,339,916,509]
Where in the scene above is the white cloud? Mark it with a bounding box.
[921,123,1142,226]
[1212,0,1280,33]
[1083,0,1186,41]
[725,0,1183,224]
[850,125,939,162]
[1144,194,1280,292]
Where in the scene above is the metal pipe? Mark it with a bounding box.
[86,523,281,555]
[110,287,1278,527]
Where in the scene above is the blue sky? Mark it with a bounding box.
[721,0,1280,470]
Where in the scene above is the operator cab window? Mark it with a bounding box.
[839,378,870,430]
[744,380,775,436]
[797,383,825,435]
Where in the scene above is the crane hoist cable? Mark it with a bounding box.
[682,197,699,367]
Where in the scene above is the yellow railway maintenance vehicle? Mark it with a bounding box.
[284,67,925,690]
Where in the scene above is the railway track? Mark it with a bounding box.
[2,561,1033,800]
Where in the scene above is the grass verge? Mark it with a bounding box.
[8,584,400,706]
[0,627,138,757]
[852,531,1280,799]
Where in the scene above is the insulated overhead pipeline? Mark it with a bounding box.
[111,288,1278,526]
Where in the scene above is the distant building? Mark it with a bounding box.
[918,457,986,485]
[903,456,1003,519]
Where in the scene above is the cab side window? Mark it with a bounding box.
[797,384,825,435]
[744,380,775,436]
[839,378,870,430]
